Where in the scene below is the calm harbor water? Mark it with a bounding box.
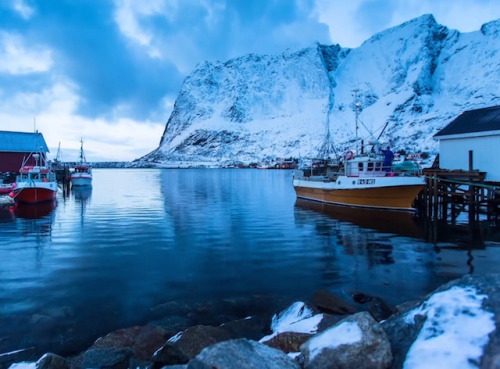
[1,168,499,356]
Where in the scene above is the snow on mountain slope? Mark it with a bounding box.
[137,15,500,166]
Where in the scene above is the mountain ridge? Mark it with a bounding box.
[136,14,500,166]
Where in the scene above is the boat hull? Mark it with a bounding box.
[12,187,57,204]
[70,174,92,186]
[293,176,425,211]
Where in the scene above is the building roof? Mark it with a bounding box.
[0,131,50,153]
[434,105,500,138]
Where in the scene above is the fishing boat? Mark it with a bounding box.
[293,93,425,212]
[69,139,92,186]
[10,153,58,204]
[0,183,14,196]
[293,154,425,211]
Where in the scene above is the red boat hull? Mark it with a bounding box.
[12,188,57,204]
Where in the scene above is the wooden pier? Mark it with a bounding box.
[417,168,500,222]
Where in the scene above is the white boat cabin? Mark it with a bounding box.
[344,156,387,177]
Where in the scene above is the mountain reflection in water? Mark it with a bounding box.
[0,169,499,358]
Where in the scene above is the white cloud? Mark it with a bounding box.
[12,0,35,19]
[0,32,52,74]
[0,78,164,162]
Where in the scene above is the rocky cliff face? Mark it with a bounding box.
[137,15,500,166]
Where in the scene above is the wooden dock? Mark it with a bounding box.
[417,168,500,222]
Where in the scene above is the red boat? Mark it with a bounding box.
[10,153,58,204]
[0,184,14,195]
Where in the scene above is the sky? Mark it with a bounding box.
[0,0,498,162]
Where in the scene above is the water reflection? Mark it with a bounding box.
[11,201,57,220]
[294,199,424,239]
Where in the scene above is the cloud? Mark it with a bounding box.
[0,31,52,74]
[12,0,35,19]
[0,0,497,161]
[0,77,165,161]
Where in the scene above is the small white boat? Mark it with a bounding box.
[69,139,92,187]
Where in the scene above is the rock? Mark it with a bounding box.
[0,347,37,369]
[311,290,357,315]
[263,331,313,353]
[219,316,269,341]
[367,297,394,322]
[36,353,69,369]
[187,338,301,369]
[82,348,133,369]
[151,325,232,366]
[301,311,392,369]
[316,314,345,332]
[90,325,172,361]
[383,273,500,369]
[380,309,426,369]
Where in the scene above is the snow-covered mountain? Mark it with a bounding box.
[137,14,500,166]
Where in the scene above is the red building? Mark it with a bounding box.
[0,131,50,173]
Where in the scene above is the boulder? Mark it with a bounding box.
[263,331,313,353]
[367,297,394,322]
[187,338,301,369]
[301,311,392,369]
[82,348,133,369]
[382,273,500,369]
[36,353,69,369]
[90,325,172,361]
[0,347,37,369]
[152,325,232,366]
[311,290,357,315]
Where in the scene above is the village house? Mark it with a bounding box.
[0,130,50,173]
[434,105,500,183]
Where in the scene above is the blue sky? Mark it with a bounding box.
[0,0,498,161]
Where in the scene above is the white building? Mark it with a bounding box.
[434,106,500,183]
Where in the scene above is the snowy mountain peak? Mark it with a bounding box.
[138,16,500,166]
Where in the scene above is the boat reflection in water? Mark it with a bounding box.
[72,186,92,203]
[294,198,424,239]
[11,200,57,220]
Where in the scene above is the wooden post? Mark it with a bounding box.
[468,150,473,172]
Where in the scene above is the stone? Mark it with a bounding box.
[187,338,301,369]
[301,311,392,369]
[263,331,313,353]
[367,297,394,322]
[152,325,232,366]
[82,348,133,369]
[90,325,172,361]
[311,290,357,315]
[36,353,69,369]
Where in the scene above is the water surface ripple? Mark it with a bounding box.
[0,168,499,355]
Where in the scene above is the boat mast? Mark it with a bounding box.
[353,88,362,154]
[79,138,86,164]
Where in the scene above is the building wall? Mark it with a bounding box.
[438,134,500,182]
[0,152,44,172]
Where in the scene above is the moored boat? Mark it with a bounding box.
[293,92,425,211]
[69,139,92,186]
[0,183,14,196]
[10,153,58,204]
[293,154,426,211]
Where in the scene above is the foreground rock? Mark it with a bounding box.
[187,338,300,369]
[300,312,392,369]
[5,273,500,369]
